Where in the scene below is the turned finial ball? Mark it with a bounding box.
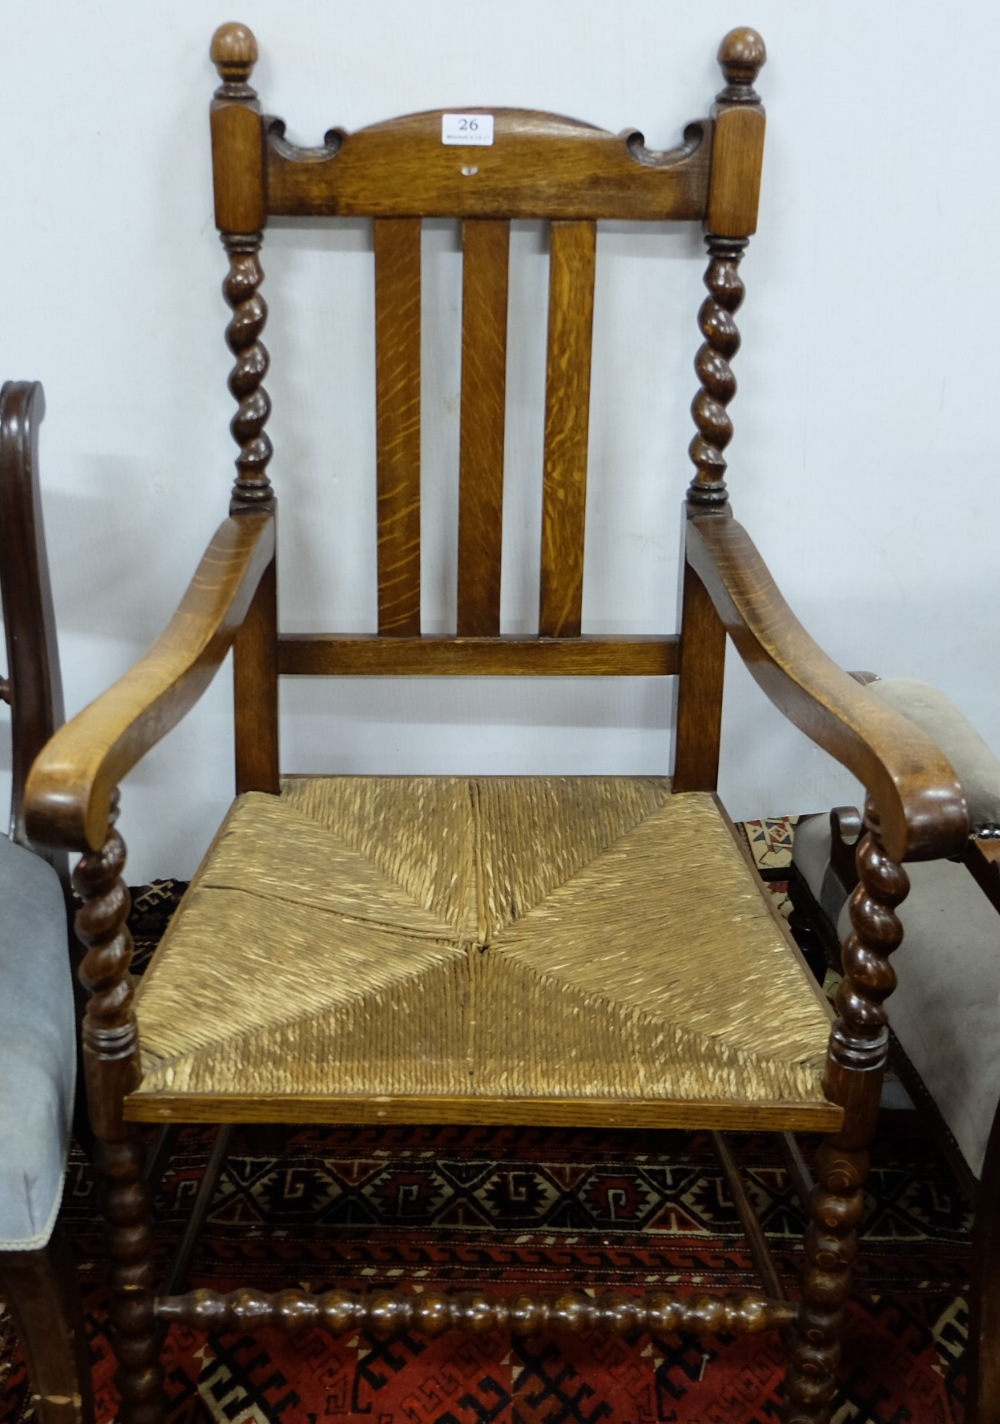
[210,22,259,84]
[718,27,767,89]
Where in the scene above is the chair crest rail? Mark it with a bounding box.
[264,111,712,221]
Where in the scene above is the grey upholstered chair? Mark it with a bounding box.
[790,676,1000,1424]
[0,382,92,1424]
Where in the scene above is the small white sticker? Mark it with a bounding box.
[442,113,494,146]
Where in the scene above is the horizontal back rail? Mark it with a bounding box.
[278,634,677,677]
[265,110,712,222]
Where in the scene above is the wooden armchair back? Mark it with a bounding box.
[209,24,767,791]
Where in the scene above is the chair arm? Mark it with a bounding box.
[686,513,968,864]
[25,510,276,853]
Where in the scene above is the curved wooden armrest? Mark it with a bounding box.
[25,511,276,852]
[686,513,968,864]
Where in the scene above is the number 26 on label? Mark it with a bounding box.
[441,113,495,146]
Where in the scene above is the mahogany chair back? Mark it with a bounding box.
[0,383,65,865]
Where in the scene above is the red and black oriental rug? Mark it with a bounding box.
[0,827,972,1422]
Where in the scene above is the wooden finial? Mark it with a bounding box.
[717,27,766,102]
[211,22,259,96]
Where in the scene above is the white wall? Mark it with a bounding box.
[1,1,997,882]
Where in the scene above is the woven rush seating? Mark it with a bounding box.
[132,776,836,1125]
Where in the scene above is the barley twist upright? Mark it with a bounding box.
[687,236,747,510]
[223,236,273,510]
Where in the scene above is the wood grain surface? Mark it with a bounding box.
[538,221,596,637]
[277,633,677,677]
[457,219,510,636]
[374,218,422,634]
[266,109,711,221]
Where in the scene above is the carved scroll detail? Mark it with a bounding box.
[222,233,273,511]
[625,120,707,170]
[157,1286,795,1338]
[264,112,706,175]
[265,115,344,163]
[686,235,747,510]
[785,803,909,1423]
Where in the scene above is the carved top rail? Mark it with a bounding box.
[264,111,712,221]
[211,23,766,231]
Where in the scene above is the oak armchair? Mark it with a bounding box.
[25,25,969,1424]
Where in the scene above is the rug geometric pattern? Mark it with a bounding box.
[0,1120,972,1424]
[0,846,972,1423]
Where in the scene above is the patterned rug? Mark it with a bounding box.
[0,824,972,1423]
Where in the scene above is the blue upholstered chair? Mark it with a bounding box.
[790,677,1000,1424]
[0,382,92,1424]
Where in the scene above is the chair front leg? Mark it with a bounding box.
[74,794,164,1424]
[785,799,909,1423]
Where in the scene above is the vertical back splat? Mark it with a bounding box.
[374,218,423,636]
[457,220,511,636]
[538,220,597,638]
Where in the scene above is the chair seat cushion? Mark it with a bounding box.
[0,835,74,1250]
[130,777,838,1130]
[794,814,1000,1179]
